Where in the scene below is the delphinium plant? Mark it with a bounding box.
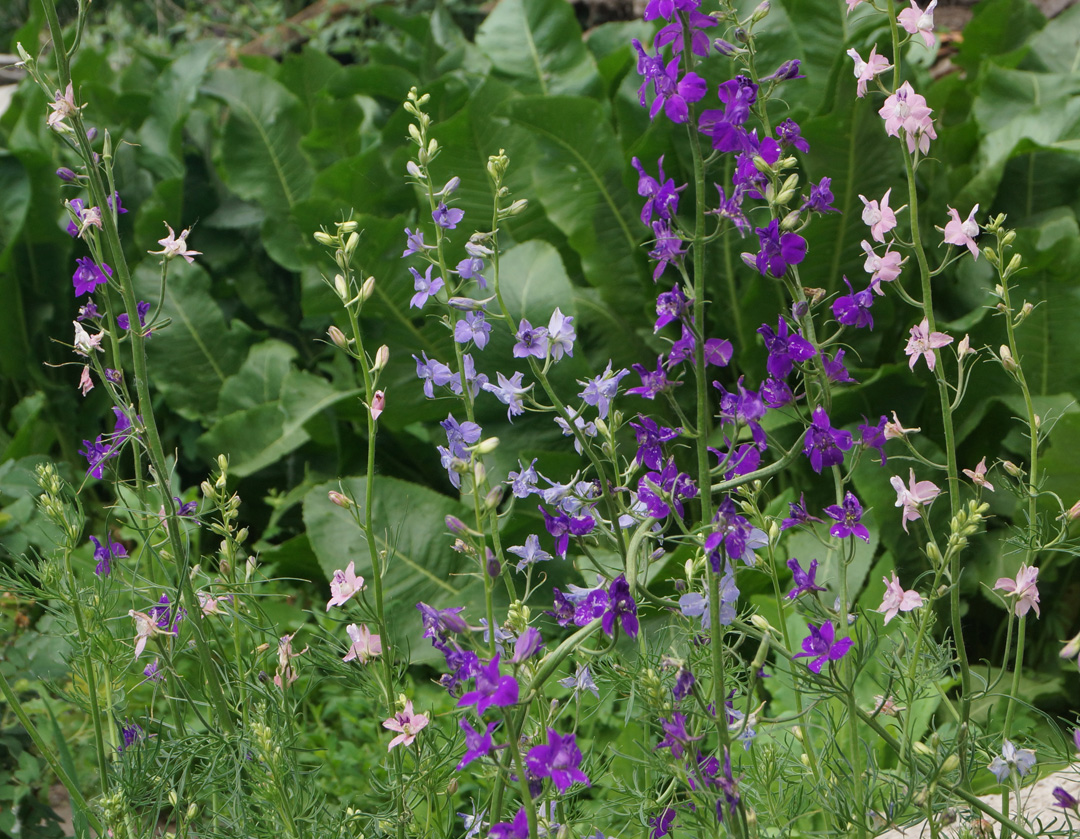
[4,0,1080,838]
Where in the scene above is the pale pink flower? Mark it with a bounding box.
[76,205,102,238]
[890,468,940,532]
[326,561,365,611]
[862,240,904,290]
[369,390,386,421]
[962,457,995,492]
[150,224,201,264]
[877,572,924,623]
[905,318,953,371]
[383,700,429,750]
[943,205,980,259]
[859,188,898,243]
[46,83,80,131]
[198,592,227,615]
[343,623,382,664]
[129,610,167,659]
[73,321,104,356]
[898,0,937,49]
[847,46,892,98]
[79,365,94,396]
[879,82,937,154]
[274,633,307,689]
[995,564,1040,618]
[845,0,864,13]
[883,410,920,440]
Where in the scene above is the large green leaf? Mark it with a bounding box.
[201,67,315,212]
[475,0,602,98]
[303,476,482,654]
[497,239,575,323]
[133,259,254,422]
[501,95,644,308]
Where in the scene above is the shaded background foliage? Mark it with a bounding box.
[1,0,1080,825]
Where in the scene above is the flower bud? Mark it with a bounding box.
[440,176,460,196]
[406,160,424,179]
[372,344,390,373]
[502,198,529,216]
[999,345,1018,373]
[314,231,335,246]
[912,741,934,757]
[750,0,771,22]
[484,485,504,511]
[486,550,501,578]
[407,124,422,145]
[338,220,358,234]
[471,437,500,455]
[360,276,376,302]
[941,755,960,774]
[56,167,77,182]
[447,778,458,796]
[448,296,489,311]
[87,126,99,142]
[445,515,470,535]
[1002,230,1016,246]
[1003,460,1022,476]
[1005,253,1023,276]
[957,334,971,358]
[1059,632,1080,660]
[327,325,349,350]
[16,42,32,64]
[780,210,802,231]
[343,231,359,258]
[168,790,179,807]
[734,26,750,42]
[329,491,352,508]
[982,246,997,264]
[714,38,742,56]
[1067,499,1080,520]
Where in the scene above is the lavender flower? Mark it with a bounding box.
[602,575,638,638]
[558,664,600,699]
[513,319,549,359]
[526,729,590,792]
[432,201,464,229]
[456,719,498,769]
[507,535,552,571]
[72,257,112,297]
[457,655,519,715]
[988,740,1036,784]
[454,311,491,350]
[578,362,630,419]
[483,371,531,420]
[656,712,702,758]
[409,265,444,309]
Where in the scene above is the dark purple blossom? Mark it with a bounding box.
[761,377,794,408]
[648,219,686,280]
[656,711,702,758]
[1053,787,1079,811]
[803,406,853,473]
[833,277,875,329]
[148,595,183,634]
[859,415,889,466]
[823,349,855,384]
[672,666,695,701]
[457,655,519,715]
[786,558,827,600]
[72,257,112,297]
[526,729,590,792]
[628,356,681,400]
[79,436,116,479]
[116,301,150,331]
[489,808,529,839]
[417,602,468,640]
[540,505,595,558]
[647,54,708,123]
[630,415,681,470]
[118,721,144,752]
[824,491,870,542]
[632,156,684,224]
[781,494,822,530]
[757,318,816,379]
[793,621,853,673]
[90,534,126,577]
[775,118,810,153]
[762,59,805,82]
[602,575,638,638]
[650,808,676,839]
[710,183,750,234]
[654,284,690,331]
[456,719,499,770]
[638,459,697,519]
[755,219,807,277]
[511,627,544,663]
[803,178,839,214]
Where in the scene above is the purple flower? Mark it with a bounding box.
[757,318,816,379]
[654,284,690,331]
[802,178,839,215]
[833,277,875,329]
[578,362,630,419]
[513,318,549,359]
[656,711,702,758]
[79,435,116,479]
[1053,787,1079,811]
[511,627,544,663]
[116,301,151,331]
[460,353,487,398]
[402,227,430,258]
[547,308,576,361]
[489,808,529,839]
[793,621,853,673]
[647,53,707,123]
[454,311,490,350]
[526,729,590,792]
[672,666,695,701]
[457,655,519,715]
[823,349,855,384]
[456,256,487,288]
[409,265,444,309]
[649,808,676,839]
[775,118,810,153]
[781,494,822,530]
[90,534,127,577]
[456,719,499,770]
[432,202,464,229]
[540,505,595,558]
[413,352,455,398]
[602,575,638,638]
[762,59,805,82]
[632,155,684,225]
[417,602,468,640]
[558,664,599,699]
[65,198,85,237]
[628,357,681,400]
[755,219,807,277]
[648,219,686,280]
[483,371,531,421]
[803,406,853,473]
[148,594,183,634]
[988,740,1037,784]
[824,492,870,542]
[507,459,540,498]
[441,414,481,459]
[507,535,552,571]
[72,257,112,297]
[859,415,889,466]
[786,558,826,600]
[118,721,144,753]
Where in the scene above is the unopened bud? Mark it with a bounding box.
[714,38,741,55]
[472,437,500,455]
[343,232,359,257]
[941,755,960,774]
[999,345,1018,372]
[486,550,501,578]
[338,220,358,234]
[236,527,248,544]
[447,778,458,796]
[957,334,971,358]
[328,491,352,508]
[56,167,77,182]
[440,176,460,196]
[750,614,774,633]
[799,753,810,767]
[407,124,422,144]
[314,231,335,246]
[334,273,348,300]
[1060,632,1080,659]
[445,515,470,536]
[982,246,997,264]
[406,160,424,179]
[1005,253,1023,276]
[780,210,802,231]
[186,803,199,820]
[360,276,376,302]
[912,741,934,757]
[484,485,504,510]
[168,790,179,807]
[502,198,528,216]
[753,155,774,174]
[750,0,771,22]
[1002,230,1016,246]
[246,556,257,581]
[372,344,390,373]
[328,325,349,350]
[734,26,750,42]
[201,480,215,498]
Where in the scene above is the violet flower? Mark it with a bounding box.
[456,719,498,769]
[793,621,853,673]
[786,558,826,600]
[602,575,638,638]
[824,492,870,542]
[803,406,853,473]
[754,219,806,277]
[525,729,590,792]
[457,655,519,715]
[90,534,127,577]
